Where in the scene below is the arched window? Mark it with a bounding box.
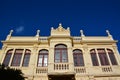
[22,49,31,67]
[98,49,109,66]
[54,44,68,63]
[73,49,84,66]
[3,49,13,66]
[38,49,48,67]
[107,49,117,65]
[90,49,99,66]
[11,49,23,66]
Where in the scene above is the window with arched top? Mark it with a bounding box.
[3,49,13,66]
[54,44,68,63]
[90,49,99,66]
[38,49,48,67]
[11,49,23,66]
[98,49,109,66]
[22,49,31,67]
[107,49,117,65]
[73,49,84,66]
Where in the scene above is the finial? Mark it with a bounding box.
[59,23,62,26]
[80,30,85,37]
[58,23,63,31]
[51,27,54,30]
[8,30,13,36]
[67,27,70,30]
[36,30,40,37]
[106,30,111,36]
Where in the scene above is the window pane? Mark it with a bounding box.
[108,52,117,65]
[11,49,23,66]
[38,50,48,67]
[73,49,84,66]
[74,55,77,66]
[79,54,84,66]
[22,53,30,67]
[44,55,48,66]
[38,55,43,66]
[98,49,109,66]
[3,50,13,66]
[54,44,68,63]
[99,53,109,65]
[91,53,99,66]
[90,49,99,66]
[11,53,22,66]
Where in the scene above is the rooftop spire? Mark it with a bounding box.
[106,30,112,37]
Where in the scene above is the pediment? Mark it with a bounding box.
[51,23,70,36]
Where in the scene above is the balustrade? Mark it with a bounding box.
[54,63,69,70]
[36,67,48,74]
[74,67,86,73]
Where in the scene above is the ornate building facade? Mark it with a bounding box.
[0,24,120,80]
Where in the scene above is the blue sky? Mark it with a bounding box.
[0,0,120,51]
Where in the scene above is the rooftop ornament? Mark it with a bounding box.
[106,30,112,37]
[36,30,40,37]
[8,30,13,36]
[80,30,85,37]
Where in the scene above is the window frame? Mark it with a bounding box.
[22,49,31,67]
[37,49,48,67]
[54,44,68,63]
[11,49,23,66]
[73,49,84,66]
[90,49,99,66]
[3,49,13,66]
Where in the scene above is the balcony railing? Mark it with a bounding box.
[54,63,69,70]
[74,67,86,73]
[36,67,48,74]
[101,66,112,72]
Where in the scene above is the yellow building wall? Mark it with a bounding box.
[0,24,120,80]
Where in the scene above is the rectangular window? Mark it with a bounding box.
[38,53,48,67]
[22,53,30,67]
[108,53,117,65]
[3,53,12,66]
[99,53,109,65]
[11,49,23,66]
[91,53,99,66]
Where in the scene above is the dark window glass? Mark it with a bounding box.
[73,49,84,66]
[54,44,68,63]
[90,49,99,66]
[22,49,31,67]
[98,49,109,66]
[11,49,23,66]
[38,50,48,67]
[107,49,117,65]
[3,49,13,66]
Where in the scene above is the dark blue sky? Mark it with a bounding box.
[0,0,120,51]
